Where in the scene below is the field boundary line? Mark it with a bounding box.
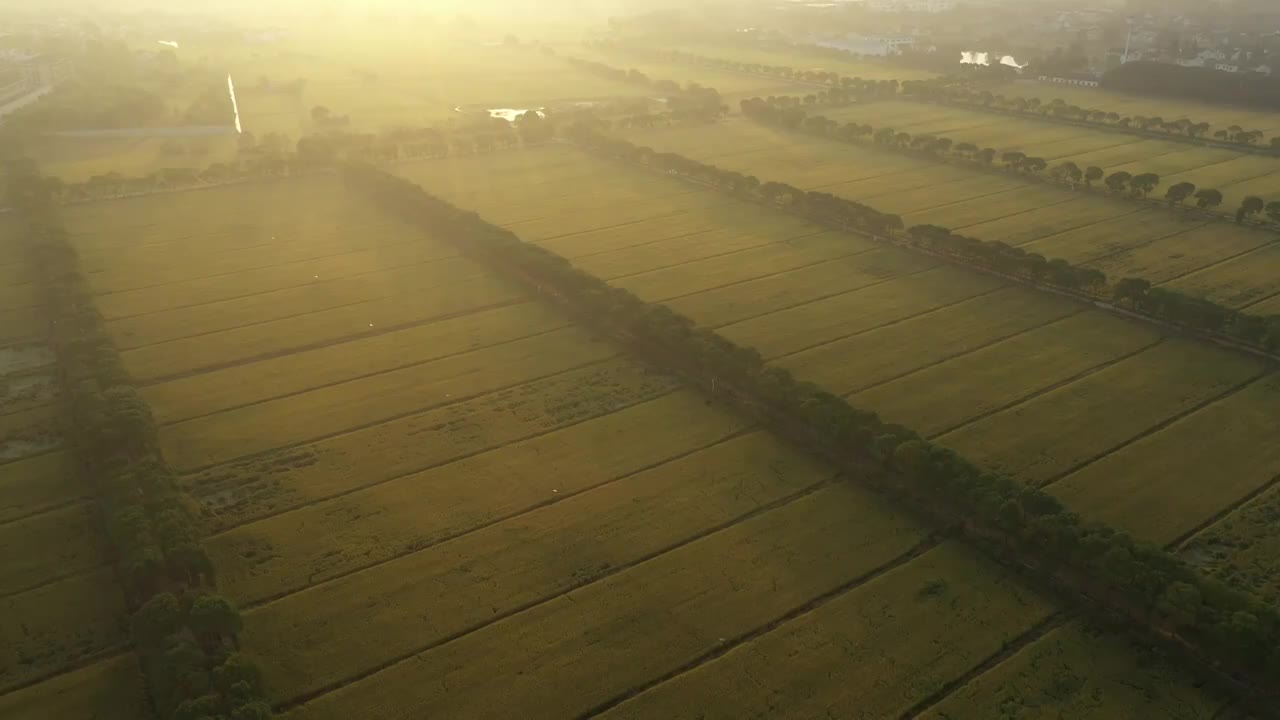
[706,263,945,334]
[905,98,1279,159]
[1240,287,1280,312]
[0,495,89,529]
[1005,205,1150,248]
[1072,222,1216,267]
[0,444,63,469]
[597,228,834,282]
[549,226,723,261]
[929,337,1166,440]
[804,161,935,192]
[115,264,495,352]
[841,308,1090,396]
[750,281,1007,359]
[899,613,1069,720]
[1174,472,1280,554]
[1152,241,1280,293]
[76,219,408,258]
[883,179,1043,219]
[575,534,944,719]
[135,295,531,386]
[0,562,110,600]
[103,251,470,324]
[153,318,572,426]
[196,382,683,536]
[172,354,625,474]
[512,204,711,245]
[0,646,134,701]
[240,426,757,610]
[90,233,445,294]
[646,243,893,304]
[948,193,1083,233]
[1035,135,1147,163]
[273,476,842,713]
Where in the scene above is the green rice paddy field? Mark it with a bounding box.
[393,143,1280,607]
[819,99,1280,214]
[5,169,1237,718]
[997,81,1280,137]
[622,118,1280,313]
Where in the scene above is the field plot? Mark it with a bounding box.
[659,41,939,81]
[824,101,1280,210]
[0,235,143,714]
[393,145,1280,647]
[61,165,1224,717]
[997,81,1280,136]
[622,119,1280,310]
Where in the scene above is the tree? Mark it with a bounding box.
[131,592,183,646]
[1194,188,1223,209]
[188,594,242,651]
[1001,151,1026,169]
[310,105,331,123]
[1130,173,1160,197]
[1104,171,1132,193]
[1165,182,1196,206]
[976,148,997,164]
[1236,196,1265,223]
[1113,277,1151,306]
[1266,201,1280,224]
[1084,166,1104,187]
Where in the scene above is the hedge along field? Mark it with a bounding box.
[823,100,1280,210]
[383,146,1269,716]
[627,119,1280,312]
[46,168,1223,720]
[995,81,1280,136]
[0,228,146,716]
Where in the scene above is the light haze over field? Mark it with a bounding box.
[4,0,1280,719]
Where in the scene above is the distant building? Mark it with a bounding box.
[867,0,955,13]
[816,34,915,56]
[1038,74,1101,87]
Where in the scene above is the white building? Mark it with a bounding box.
[867,0,955,13]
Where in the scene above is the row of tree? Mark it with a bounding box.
[563,55,727,120]
[5,160,272,720]
[901,79,1280,154]
[344,152,1280,703]
[591,41,903,100]
[740,96,1280,228]
[612,106,1280,352]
